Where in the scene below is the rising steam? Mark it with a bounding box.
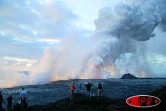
[31,0,163,83]
[1,0,166,88]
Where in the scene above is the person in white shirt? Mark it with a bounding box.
[20,87,27,98]
[19,87,27,108]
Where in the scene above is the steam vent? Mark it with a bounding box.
[120,73,138,79]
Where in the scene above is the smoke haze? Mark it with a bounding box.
[0,0,166,88]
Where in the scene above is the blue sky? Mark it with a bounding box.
[0,0,118,63]
[0,0,166,87]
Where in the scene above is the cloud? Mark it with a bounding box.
[95,0,161,41]
[38,38,61,44]
[0,56,38,88]
[0,0,81,87]
[124,0,166,32]
[0,0,166,88]
[0,0,77,59]
[3,57,38,63]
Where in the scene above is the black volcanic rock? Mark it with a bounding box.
[11,82,166,111]
[14,86,166,111]
[24,93,135,111]
[120,73,137,79]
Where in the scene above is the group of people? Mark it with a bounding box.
[0,87,27,111]
[85,82,103,98]
[1,82,103,109]
[70,82,103,103]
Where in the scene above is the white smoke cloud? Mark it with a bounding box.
[128,0,166,32]
[1,0,166,88]
[0,0,78,88]
[155,0,166,31]
[95,0,161,41]
[0,57,38,88]
[91,0,163,77]
[30,33,97,84]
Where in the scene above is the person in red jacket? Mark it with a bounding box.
[70,83,76,104]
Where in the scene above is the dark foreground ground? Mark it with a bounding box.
[15,86,166,111]
[2,78,166,107]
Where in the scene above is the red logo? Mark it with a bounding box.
[126,95,161,108]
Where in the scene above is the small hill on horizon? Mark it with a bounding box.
[120,73,138,79]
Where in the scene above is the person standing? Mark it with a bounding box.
[97,82,103,99]
[13,98,21,111]
[1,101,6,111]
[0,91,3,111]
[85,82,92,97]
[7,93,13,111]
[19,87,27,108]
[70,83,76,104]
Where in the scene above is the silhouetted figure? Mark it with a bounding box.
[79,84,82,89]
[20,87,27,108]
[85,82,92,97]
[7,93,13,111]
[97,82,103,98]
[13,98,21,111]
[70,83,76,104]
[1,101,6,111]
[0,91,3,111]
